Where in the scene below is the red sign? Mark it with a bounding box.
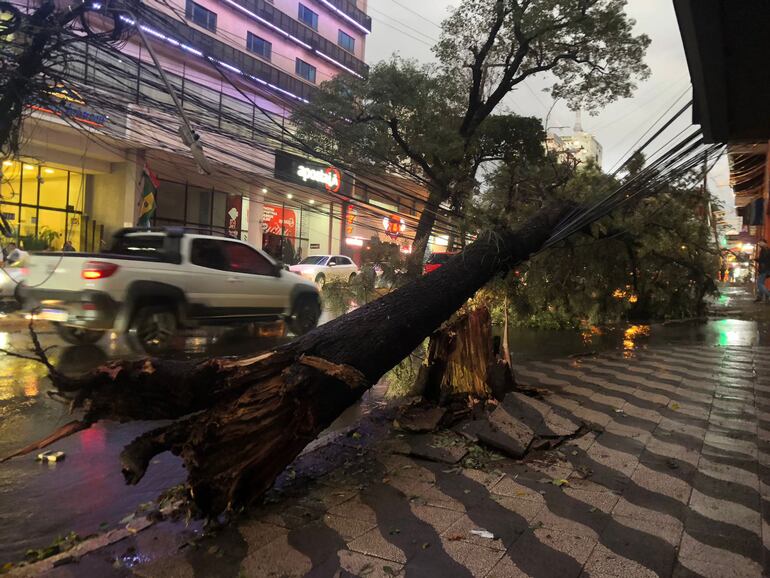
[262,205,296,237]
[226,195,242,238]
[383,214,405,239]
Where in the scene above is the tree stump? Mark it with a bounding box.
[421,306,515,404]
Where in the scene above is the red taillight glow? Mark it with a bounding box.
[82,261,119,280]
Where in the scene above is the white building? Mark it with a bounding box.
[547,112,603,169]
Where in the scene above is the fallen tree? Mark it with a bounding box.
[2,205,571,515]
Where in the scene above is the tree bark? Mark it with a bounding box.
[14,205,572,516]
[407,185,446,275]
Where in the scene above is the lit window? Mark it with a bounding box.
[338,30,355,53]
[296,59,317,83]
[185,0,217,32]
[247,32,271,60]
[298,3,318,30]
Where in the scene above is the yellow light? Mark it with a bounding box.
[261,188,268,193]
[44,168,54,174]
[309,199,315,205]
[680,245,687,250]
[2,160,12,167]
[23,164,34,171]
[287,193,293,199]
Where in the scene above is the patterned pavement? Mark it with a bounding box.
[35,344,770,578]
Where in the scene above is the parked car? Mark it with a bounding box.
[289,255,359,286]
[424,251,458,274]
[17,228,321,352]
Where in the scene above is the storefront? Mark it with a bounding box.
[0,160,87,251]
[153,178,251,240]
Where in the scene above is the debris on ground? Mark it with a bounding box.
[393,402,447,433]
[36,450,65,463]
[396,432,468,464]
[470,529,495,539]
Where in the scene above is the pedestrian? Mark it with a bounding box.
[719,261,727,283]
[62,240,76,252]
[728,264,735,283]
[4,242,28,266]
[755,239,770,302]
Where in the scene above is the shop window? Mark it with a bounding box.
[66,213,82,251]
[338,30,355,53]
[185,0,217,32]
[186,185,212,225]
[36,210,66,250]
[298,4,318,30]
[0,160,21,206]
[20,164,38,205]
[212,192,227,232]
[157,181,186,222]
[67,172,85,212]
[296,59,317,84]
[19,206,37,239]
[38,167,68,209]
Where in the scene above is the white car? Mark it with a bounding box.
[289,255,359,286]
[18,228,321,352]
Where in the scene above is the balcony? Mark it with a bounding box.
[145,6,316,102]
[311,0,371,33]
[225,0,369,77]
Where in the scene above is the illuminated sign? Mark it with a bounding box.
[275,150,352,197]
[383,214,406,239]
[30,84,108,127]
[297,165,341,193]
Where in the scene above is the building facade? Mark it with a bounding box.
[3,0,440,262]
[546,114,603,169]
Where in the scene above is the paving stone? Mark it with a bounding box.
[678,531,764,576]
[487,529,597,578]
[407,537,504,577]
[346,528,409,564]
[687,488,762,536]
[239,534,313,577]
[409,503,464,534]
[490,476,548,504]
[393,405,446,433]
[327,497,379,525]
[398,433,468,464]
[322,514,377,542]
[630,462,693,504]
[323,550,405,578]
[674,556,763,578]
[441,514,514,550]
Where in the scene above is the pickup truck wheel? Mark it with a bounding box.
[314,273,326,287]
[288,296,320,336]
[129,306,178,353]
[53,323,105,345]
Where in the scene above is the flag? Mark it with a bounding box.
[137,164,159,228]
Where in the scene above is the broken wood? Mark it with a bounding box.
[5,205,573,516]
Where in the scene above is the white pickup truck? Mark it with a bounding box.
[18,228,321,352]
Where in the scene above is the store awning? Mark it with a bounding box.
[674,0,770,144]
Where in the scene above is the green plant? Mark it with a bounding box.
[20,226,59,250]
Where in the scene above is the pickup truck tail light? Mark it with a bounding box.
[82,261,119,280]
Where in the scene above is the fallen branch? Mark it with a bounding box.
[3,205,573,515]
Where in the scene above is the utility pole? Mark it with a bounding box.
[131,16,212,175]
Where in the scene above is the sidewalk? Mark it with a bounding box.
[24,341,769,578]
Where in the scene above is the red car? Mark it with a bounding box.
[424,251,458,274]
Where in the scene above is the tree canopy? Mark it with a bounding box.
[293,0,651,264]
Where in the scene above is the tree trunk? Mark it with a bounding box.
[13,205,572,516]
[407,186,446,275]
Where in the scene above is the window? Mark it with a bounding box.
[191,239,274,276]
[185,0,217,32]
[247,32,271,60]
[300,256,328,265]
[298,4,318,30]
[109,235,166,258]
[191,238,228,270]
[295,59,317,83]
[338,30,355,53]
[222,242,274,275]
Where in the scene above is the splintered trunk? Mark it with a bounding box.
[419,307,514,403]
[9,206,571,516]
